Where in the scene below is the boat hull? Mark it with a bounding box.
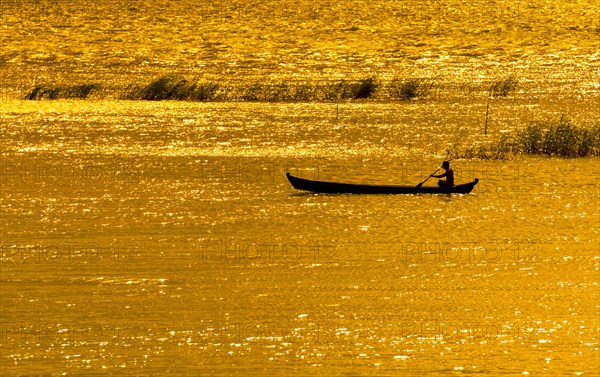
[286,173,479,194]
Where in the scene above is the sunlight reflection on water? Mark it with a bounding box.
[1,99,598,375]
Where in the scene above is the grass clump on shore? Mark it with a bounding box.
[24,75,523,102]
[123,76,220,101]
[318,78,378,101]
[349,77,377,99]
[26,84,100,100]
[389,78,433,100]
[490,76,518,97]
[121,76,380,102]
[462,120,600,159]
[519,120,600,157]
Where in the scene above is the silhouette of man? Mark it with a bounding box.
[431,161,454,187]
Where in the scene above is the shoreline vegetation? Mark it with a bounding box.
[22,76,599,158]
[25,84,101,100]
[455,120,600,159]
[24,75,507,102]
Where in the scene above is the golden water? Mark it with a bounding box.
[1,1,599,375]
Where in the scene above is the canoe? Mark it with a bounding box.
[286,173,479,194]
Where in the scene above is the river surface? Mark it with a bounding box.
[1,100,598,376]
[1,0,600,376]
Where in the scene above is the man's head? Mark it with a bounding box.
[442,161,450,170]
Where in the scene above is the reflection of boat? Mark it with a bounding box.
[286,173,479,194]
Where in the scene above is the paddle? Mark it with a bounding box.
[415,167,441,189]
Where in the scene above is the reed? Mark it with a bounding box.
[389,78,433,100]
[26,84,100,100]
[123,76,220,101]
[230,78,377,102]
[349,77,377,99]
[25,76,523,102]
[490,76,518,97]
[519,120,600,157]
[462,120,600,159]
[316,78,378,100]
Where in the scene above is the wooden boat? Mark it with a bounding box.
[286,173,479,194]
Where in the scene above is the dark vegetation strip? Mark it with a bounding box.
[120,76,387,101]
[23,77,599,158]
[121,76,439,101]
[24,75,490,102]
[26,84,100,100]
[460,120,600,159]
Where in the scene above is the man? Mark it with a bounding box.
[431,161,454,187]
